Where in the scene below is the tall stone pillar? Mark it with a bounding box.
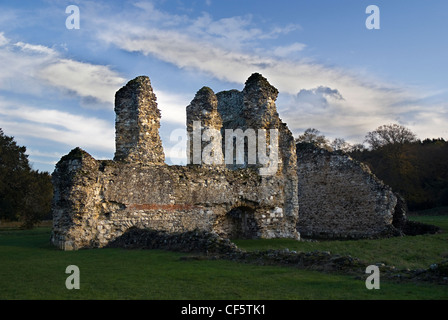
[186,86,224,166]
[114,76,165,164]
[241,73,298,227]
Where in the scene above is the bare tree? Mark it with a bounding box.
[331,138,352,153]
[295,128,332,151]
[364,124,418,178]
[365,124,417,150]
[349,143,367,153]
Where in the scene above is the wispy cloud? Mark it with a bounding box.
[0,32,125,106]
[93,3,448,142]
[0,101,115,153]
[272,42,307,58]
[38,59,125,105]
[0,32,9,46]
[0,31,123,170]
[156,90,189,125]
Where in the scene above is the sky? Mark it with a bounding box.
[0,0,447,173]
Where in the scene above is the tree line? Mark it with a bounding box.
[296,124,448,211]
[0,129,53,228]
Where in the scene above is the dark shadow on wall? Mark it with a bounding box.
[221,206,259,239]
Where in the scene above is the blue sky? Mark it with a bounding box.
[0,0,447,172]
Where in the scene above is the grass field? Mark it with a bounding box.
[0,215,447,300]
[235,215,448,270]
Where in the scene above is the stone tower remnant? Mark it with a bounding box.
[114,76,165,164]
[186,86,223,166]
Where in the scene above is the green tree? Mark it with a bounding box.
[0,129,53,228]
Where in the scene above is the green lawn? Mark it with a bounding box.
[0,216,447,300]
[235,215,448,270]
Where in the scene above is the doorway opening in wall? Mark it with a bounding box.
[222,206,259,239]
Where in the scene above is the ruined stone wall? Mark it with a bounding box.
[51,72,406,250]
[186,86,224,166]
[215,74,299,223]
[215,74,297,174]
[296,144,400,239]
[51,74,299,250]
[51,148,295,250]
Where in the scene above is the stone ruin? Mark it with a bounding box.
[51,73,416,251]
[296,144,405,239]
[51,73,299,250]
[296,143,440,239]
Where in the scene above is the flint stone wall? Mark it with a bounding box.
[51,148,296,250]
[114,76,165,164]
[51,73,299,250]
[296,144,403,239]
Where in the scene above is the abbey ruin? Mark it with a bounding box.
[51,73,410,250]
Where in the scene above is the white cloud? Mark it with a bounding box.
[0,31,125,171]
[156,90,189,125]
[188,13,299,48]
[38,59,125,105]
[132,1,189,27]
[15,41,57,56]
[0,32,9,46]
[98,22,406,105]
[295,86,344,110]
[0,102,115,153]
[272,42,307,58]
[281,87,448,144]
[0,37,56,95]
[95,9,448,143]
[95,2,300,53]
[98,26,264,85]
[0,33,125,106]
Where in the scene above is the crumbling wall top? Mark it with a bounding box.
[114,76,165,164]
